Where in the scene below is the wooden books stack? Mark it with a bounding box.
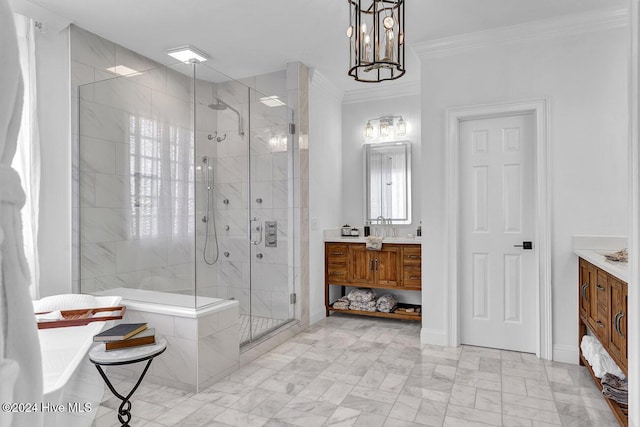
[93,323,156,351]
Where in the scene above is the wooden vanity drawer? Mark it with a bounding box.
[402,246,421,265]
[403,267,422,289]
[327,264,348,283]
[326,244,348,264]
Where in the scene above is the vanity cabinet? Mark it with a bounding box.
[349,245,401,288]
[578,257,628,426]
[325,242,421,321]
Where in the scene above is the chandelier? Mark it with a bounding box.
[347,0,405,83]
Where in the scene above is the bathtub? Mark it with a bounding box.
[33,294,122,427]
[92,288,240,392]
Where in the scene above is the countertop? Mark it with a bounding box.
[324,236,422,245]
[574,249,628,282]
[324,227,422,245]
[573,235,628,282]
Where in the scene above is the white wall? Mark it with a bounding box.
[341,93,421,230]
[417,23,629,357]
[308,71,343,324]
[36,27,71,297]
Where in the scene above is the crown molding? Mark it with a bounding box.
[310,70,344,103]
[343,79,420,104]
[414,7,628,59]
[9,0,72,32]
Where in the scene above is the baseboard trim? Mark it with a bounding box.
[310,309,326,325]
[553,344,579,364]
[420,328,448,346]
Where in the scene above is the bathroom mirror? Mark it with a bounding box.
[363,141,411,225]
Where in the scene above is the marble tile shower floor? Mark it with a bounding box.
[91,314,618,426]
[240,314,287,345]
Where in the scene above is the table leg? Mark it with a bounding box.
[94,359,154,427]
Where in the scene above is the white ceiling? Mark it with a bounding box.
[24,0,626,94]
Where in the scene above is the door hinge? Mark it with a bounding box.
[290,293,297,304]
[289,123,296,135]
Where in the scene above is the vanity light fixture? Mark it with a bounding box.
[167,45,209,63]
[347,0,405,83]
[363,115,407,139]
[365,121,375,139]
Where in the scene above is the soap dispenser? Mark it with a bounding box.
[364,221,371,237]
[416,221,422,237]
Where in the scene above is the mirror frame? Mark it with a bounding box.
[363,140,412,225]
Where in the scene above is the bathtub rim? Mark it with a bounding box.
[92,288,237,319]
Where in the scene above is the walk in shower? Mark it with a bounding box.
[78,59,297,345]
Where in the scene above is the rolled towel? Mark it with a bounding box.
[581,335,626,379]
[350,300,377,312]
[347,288,376,303]
[376,294,397,313]
[365,236,382,251]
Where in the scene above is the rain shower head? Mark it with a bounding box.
[208,98,245,136]
[207,102,227,111]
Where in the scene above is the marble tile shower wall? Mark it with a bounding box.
[71,25,220,298]
[71,26,305,323]
[211,71,294,321]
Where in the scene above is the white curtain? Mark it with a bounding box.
[0,1,44,425]
[11,14,40,300]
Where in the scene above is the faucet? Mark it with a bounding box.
[375,216,387,238]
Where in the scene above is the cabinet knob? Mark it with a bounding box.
[408,255,420,259]
[330,252,344,256]
[596,320,605,328]
[596,284,605,291]
[409,276,420,280]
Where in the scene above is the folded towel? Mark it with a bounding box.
[35,310,63,322]
[347,288,376,303]
[365,236,382,251]
[332,296,350,310]
[376,294,397,313]
[602,373,628,405]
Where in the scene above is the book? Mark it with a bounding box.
[105,328,156,351]
[93,323,147,342]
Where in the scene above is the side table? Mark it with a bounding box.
[89,337,167,427]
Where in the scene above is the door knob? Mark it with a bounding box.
[513,241,533,250]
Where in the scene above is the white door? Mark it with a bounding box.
[459,113,536,353]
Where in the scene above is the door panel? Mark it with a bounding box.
[376,246,400,287]
[350,245,374,285]
[460,113,536,353]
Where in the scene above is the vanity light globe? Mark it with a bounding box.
[396,117,406,136]
[379,120,390,138]
[364,121,374,139]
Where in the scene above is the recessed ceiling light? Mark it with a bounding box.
[259,96,286,108]
[106,65,142,77]
[166,46,209,63]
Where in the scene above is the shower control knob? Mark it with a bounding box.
[223,252,230,258]
[256,253,263,259]
[256,198,262,204]
[201,216,207,223]
[224,225,230,231]
[223,199,229,204]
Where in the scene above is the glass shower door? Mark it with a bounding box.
[246,88,295,342]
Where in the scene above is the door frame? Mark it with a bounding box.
[445,99,552,359]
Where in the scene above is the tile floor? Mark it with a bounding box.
[91,314,619,426]
[239,314,287,345]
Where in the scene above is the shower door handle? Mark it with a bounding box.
[250,217,263,245]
